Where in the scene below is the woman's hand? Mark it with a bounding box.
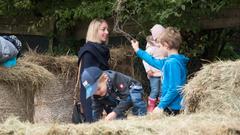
[105,112,117,121]
[131,40,139,52]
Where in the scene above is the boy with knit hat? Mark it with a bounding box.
[143,24,167,112]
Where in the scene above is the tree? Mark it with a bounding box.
[0,0,239,59]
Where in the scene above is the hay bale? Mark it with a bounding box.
[33,77,75,123]
[183,60,240,116]
[22,52,78,79]
[109,46,135,76]
[21,52,78,123]
[0,61,55,122]
[0,85,29,123]
[0,113,240,135]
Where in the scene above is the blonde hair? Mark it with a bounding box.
[97,73,108,87]
[98,73,106,83]
[157,27,182,50]
[86,19,108,44]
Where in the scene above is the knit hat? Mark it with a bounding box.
[150,24,165,40]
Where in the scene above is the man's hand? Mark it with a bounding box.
[131,40,139,52]
[105,112,117,121]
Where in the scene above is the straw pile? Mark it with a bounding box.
[22,52,78,79]
[109,46,135,77]
[0,46,138,123]
[183,60,240,116]
[0,51,79,123]
[21,52,79,123]
[33,76,75,123]
[0,113,239,135]
[0,61,55,122]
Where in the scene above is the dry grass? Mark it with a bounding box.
[109,46,135,77]
[0,61,56,122]
[0,113,239,135]
[23,47,134,80]
[22,52,78,79]
[183,60,240,116]
[0,60,55,93]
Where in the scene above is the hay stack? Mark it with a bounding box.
[109,46,135,77]
[33,77,74,123]
[22,52,78,79]
[0,113,239,135]
[21,52,78,123]
[0,61,55,122]
[183,60,240,116]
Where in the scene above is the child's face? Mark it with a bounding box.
[94,74,108,97]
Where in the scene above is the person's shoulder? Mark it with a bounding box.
[78,42,97,56]
[165,56,179,65]
[104,70,115,78]
[106,70,131,81]
[81,42,96,50]
[165,54,188,68]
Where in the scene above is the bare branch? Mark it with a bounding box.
[113,0,136,42]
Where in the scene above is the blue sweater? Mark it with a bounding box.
[137,49,189,110]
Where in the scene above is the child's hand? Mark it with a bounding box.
[131,40,139,52]
[147,70,154,77]
[105,112,117,121]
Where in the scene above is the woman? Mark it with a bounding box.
[78,19,110,122]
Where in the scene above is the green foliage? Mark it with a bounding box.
[0,0,239,59]
[220,44,240,60]
[111,0,240,60]
[13,0,32,9]
[54,1,114,31]
[0,0,114,31]
[0,0,238,32]
[117,0,238,32]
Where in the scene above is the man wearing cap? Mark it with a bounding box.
[81,66,147,121]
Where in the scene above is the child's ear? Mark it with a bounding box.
[163,42,170,49]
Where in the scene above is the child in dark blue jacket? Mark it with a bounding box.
[81,67,147,121]
[131,27,189,115]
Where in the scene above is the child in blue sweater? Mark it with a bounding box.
[131,27,189,115]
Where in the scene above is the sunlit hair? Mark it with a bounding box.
[157,27,182,50]
[86,19,108,44]
[97,73,108,87]
[98,73,106,83]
